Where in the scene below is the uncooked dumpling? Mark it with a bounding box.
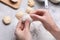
[26,6,34,14]
[50,0,60,3]
[22,14,33,23]
[2,16,11,25]
[28,0,35,7]
[16,11,24,20]
[16,12,33,23]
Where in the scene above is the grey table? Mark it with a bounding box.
[0,0,60,40]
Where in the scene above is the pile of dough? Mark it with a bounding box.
[16,11,24,20]
[50,0,60,3]
[2,16,11,25]
[10,0,18,3]
[28,0,35,7]
[22,14,33,23]
[26,6,34,14]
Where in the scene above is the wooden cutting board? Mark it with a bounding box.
[1,0,22,9]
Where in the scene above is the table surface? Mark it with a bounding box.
[0,0,60,40]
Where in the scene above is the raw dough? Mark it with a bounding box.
[28,0,35,7]
[26,6,34,14]
[16,11,24,20]
[16,11,33,23]
[2,16,11,25]
[50,0,60,3]
[22,14,33,23]
[10,0,18,3]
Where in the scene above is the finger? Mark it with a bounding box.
[30,9,47,16]
[31,9,47,14]
[15,20,22,35]
[30,14,43,21]
[16,19,22,31]
[25,20,30,30]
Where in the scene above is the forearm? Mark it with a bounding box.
[30,9,60,40]
[44,22,59,32]
[42,21,60,40]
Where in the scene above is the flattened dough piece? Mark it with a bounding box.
[28,0,35,7]
[16,11,24,20]
[26,6,34,14]
[2,16,11,25]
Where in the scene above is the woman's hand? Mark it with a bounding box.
[15,19,32,40]
[30,9,60,40]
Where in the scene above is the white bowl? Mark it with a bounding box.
[50,0,60,3]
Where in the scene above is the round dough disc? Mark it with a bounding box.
[26,6,34,14]
[16,11,24,20]
[28,0,35,7]
[2,16,11,25]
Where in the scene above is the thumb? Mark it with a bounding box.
[15,19,22,35]
[25,20,30,30]
[30,14,43,22]
[16,19,23,32]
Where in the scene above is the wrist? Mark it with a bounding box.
[42,20,59,32]
[42,21,60,40]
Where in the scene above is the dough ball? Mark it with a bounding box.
[50,0,60,3]
[16,11,24,20]
[2,16,11,25]
[28,0,35,7]
[10,0,18,3]
[22,14,33,23]
[26,6,34,14]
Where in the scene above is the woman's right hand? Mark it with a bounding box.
[30,9,60,40]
